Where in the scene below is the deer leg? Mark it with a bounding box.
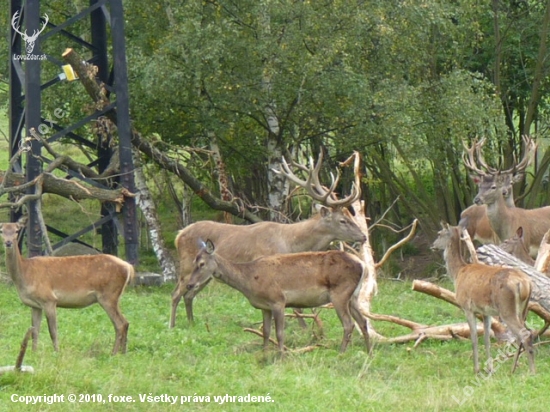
[510,327,535,374]
[170,281,185,328]
[43,303,59,352]
[31,307,42,351]
[465,311,479,374]
[350,298,371,354]
[261,309,273,350]
[99,299,129,355]
[272,305,286,352]
[524,331,536,374]
[331,292,355,353]
[292,309,308,329]
[181,277,212,326]
[482,315,493,374]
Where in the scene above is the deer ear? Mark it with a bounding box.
[205,239,215,254]
[517,226,524,238]
[317,205,331,217]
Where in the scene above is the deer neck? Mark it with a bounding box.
[214,254,254,295]
[3,243,26,288]
[288,216,333,252]
[485,193,514,241]
[443,240,467,284]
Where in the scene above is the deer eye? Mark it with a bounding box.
[339,219,348,224]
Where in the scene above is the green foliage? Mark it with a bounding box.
[0,279,547,411]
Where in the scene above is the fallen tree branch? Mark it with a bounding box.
[62,47,262,224]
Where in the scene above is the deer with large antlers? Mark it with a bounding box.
[187,239,370,353]
[11,10,49,55]
[170,152,366,327]
[465,136,550,256]
[432,223,535,374]
[0,219,134,355]
[459,139,517,244]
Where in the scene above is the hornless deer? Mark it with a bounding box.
[464,136,550,256]
[170,152,366,327]
[0,220,134,355]
[187,239,370,353]
[459,139,516,244]
[432,223,535,374]
[499,227,535,266]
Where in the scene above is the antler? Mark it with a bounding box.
[274,151,361,207]
[462,138,490,176]
[500,135,537,177]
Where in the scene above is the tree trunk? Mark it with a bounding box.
[133,153,177,282]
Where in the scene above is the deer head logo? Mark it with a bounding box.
[12,10,49,55]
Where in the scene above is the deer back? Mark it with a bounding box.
[175,209,365,273]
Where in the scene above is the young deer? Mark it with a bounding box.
[171,152,366,327]
[0,220,134,355]
[187,240,371,353]
[499,227,535,266]
[432,223,535,374]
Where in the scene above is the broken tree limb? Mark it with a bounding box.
[0,171,130,207]
[62,47,262,224]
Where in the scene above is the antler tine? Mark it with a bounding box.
[500,135,537,175]
[462,138,488,176]
[473,138,499,174]
[275,150,361,207]
[273,156,310,188]
[325,151,362,207]
[517,135,537,171]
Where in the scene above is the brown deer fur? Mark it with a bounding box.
[170,206,366,327]
[0,221,134,355]
[499,227,535,266]
[474,173,550,256]
[432,223,535,374]
[187,240,370,353]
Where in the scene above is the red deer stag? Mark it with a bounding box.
[432,223,535,374]
[170,152,366,327]
[459,139,518,244]
[0,220,134,355]
[187,239,370,353]
[466,136,550,256]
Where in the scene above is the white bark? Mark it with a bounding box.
[351,198,380,336]
[133,153,177,282]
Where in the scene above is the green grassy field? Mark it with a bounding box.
[0,277,548,412]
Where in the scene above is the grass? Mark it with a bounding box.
[0,276,548,412]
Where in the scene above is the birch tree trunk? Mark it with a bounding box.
[133,152,177,282]
[260,4,289,222]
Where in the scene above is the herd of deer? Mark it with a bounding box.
[0,138,546,375]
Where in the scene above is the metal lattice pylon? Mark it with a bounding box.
[8,0,138,264]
